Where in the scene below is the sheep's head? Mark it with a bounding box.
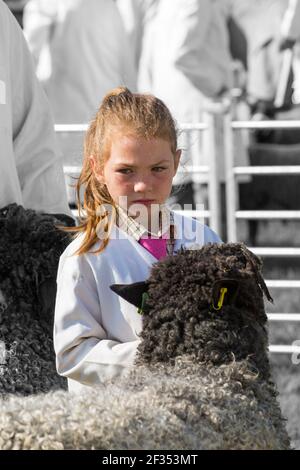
[111,243,273,377]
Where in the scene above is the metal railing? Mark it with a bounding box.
[225,116,300,243]
[224,115,300,255]
[224,112,300,355]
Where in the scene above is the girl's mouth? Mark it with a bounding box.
[132,200,156,206]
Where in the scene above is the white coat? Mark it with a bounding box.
[138,0,233,185]
[116,0,159,72]
[23,0,137,125]
[0,0,70,214]
[54,211,221,393]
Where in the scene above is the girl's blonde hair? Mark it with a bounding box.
[65,87,178,255]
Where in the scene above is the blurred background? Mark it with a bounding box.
[4,0,300,449]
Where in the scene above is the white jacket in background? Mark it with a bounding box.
[54,212,221,393]
[223,0,287,102]
[169,0,233,98]
[23,0,137,125]
[0,0,70,214]
[116,0,159,72]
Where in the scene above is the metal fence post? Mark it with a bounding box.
[202,108,221,236]
[224,108,238,242]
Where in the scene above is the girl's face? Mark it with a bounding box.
[91,133,181,220]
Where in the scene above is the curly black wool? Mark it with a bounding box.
[136,243,273,379]
[0,204,73,396]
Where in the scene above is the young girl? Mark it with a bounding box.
[54,87,221,393]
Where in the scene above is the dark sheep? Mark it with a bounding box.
[0,240,291,449]
[0,204,72,396]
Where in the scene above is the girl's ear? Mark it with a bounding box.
[90,155,104,183]
[173,149,181,175]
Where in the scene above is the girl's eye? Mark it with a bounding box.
[117,169,133,175]
[152,167,167,172]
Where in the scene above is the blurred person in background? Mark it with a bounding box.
[116,0,159,75]
[23,0,136,205]
[138,0,234,211]
[224,0,288,116]
[280,0,300,105]
[217,0,248,74]
[0,0,70,216]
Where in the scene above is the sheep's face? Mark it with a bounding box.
[111,243,273,375]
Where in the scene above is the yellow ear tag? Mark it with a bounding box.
[212,287,228,311]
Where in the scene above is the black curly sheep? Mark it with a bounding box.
[0,204,73,396]
[112,243,272,376]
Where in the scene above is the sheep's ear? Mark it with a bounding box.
[110,281,149,309]
[240,245,273,303]
[210,279,239,311]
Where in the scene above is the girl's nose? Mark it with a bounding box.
[134,178,152,193]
